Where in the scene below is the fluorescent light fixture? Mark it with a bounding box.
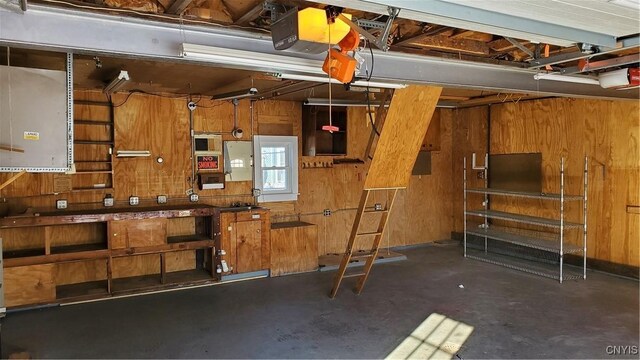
[278,73,407,89]
[304,98,390,107]
[305,98,457,108]
[211,87,259,101]
[116,150,151,158]
[607,0,639,10]
[181,43,324,75]
[104,70,130,94]
[533,73,600,85]
[599,68,630,89]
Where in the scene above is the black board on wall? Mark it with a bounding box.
[489,153,542,192]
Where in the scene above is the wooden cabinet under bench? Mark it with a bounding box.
[0,205,219,308]
[217,208,271,277]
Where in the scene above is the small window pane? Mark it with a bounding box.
[230,159,244,168]
[261,146,287,167]
[262,169,288,190]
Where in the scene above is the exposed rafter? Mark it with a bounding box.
[307,0,618,47]
[165,0,193,15]
[0,4,637,100]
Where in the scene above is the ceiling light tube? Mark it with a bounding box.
[181,43,325,75]
[211,87,259,101]
[533,73,600,85]
[278,73,407,89]
[304,98,391,107]
[305,98,457,108]
[104,70,130,94]
[116,150,151,158]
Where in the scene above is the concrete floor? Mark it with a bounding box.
[3,243,639,359]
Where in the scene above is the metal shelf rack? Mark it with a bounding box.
[463,155,588,283]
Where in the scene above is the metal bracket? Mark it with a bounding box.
[471,153,487,171]
[355,19,386,30]
[263,2,279,22]
[338,6,400,52]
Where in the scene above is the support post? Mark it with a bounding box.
[463,157,467,257]
[583,156,588,279]
[559,157,565,283]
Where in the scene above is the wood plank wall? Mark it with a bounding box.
[452,98,639,267]
[0,90,455,283]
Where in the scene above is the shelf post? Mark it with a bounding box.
[463,157,467,258]
[484,153,489,254]
[559,157,565,283]
[583,156,588,279]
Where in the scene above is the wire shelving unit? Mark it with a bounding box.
[463,155,588,283]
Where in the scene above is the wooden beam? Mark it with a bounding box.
[397,34,491,56]
[0,170,27,192]
[451,30,493,42]
[166,0,193,14]
[234,1,264,25]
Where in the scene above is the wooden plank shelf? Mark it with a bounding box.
[466,187,583,201]
[73,100,111,107]
[74,170,113,175]
[4,248,111,267]
[74,140,114,145]
[0,205,217,228]
[111,269,215,294]
[74,120,113,126]
[110,239,215,257]
[166,234,211,244]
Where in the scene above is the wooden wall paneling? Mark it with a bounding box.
[55,259,108,285]
[389,110,454,245]
[422,109,442,151]
[46,223,107,248]
[4,264,56,307]
[451,106,489,233]
[487,98,639,267]
[112,254,161,278]
[167,217,196,236]
[365,85,443,189]
[270,222,318,276]
[346,107,372,159]
[1,226,45,251]
[164,250,197,272]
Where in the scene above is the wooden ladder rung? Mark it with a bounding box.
[364,209,388,214]
[356,232,382,237]
[343,272,366,279]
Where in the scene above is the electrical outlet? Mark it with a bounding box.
[129,196,139,206]
[103,194,114,207]
[323,209,331,216]
[374,203,383,211]
[157,195,167,204]
[190,193,199,202]
[56,199,68,210]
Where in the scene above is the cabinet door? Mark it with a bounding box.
[235,220,262,273]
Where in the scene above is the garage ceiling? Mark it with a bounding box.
[0,0,637,99]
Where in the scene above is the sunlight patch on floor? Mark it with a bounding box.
[386,313,474,360]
